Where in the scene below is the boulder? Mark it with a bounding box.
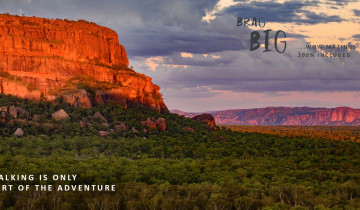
[9,105,17,119]
[99,131,109,137]
[114,122,127,131]
[61,89,92,108]
[93,111,107,122]
[141,118,157,129]
[191,114,216,130]
[14,128,24,137]
[156,118,166,131]
[51,109,69,121]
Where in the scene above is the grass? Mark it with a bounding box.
[0,70,36,92]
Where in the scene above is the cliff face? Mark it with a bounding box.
[173,107,360,125]
[0,14,167,112]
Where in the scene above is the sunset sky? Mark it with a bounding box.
[1,0,360,112]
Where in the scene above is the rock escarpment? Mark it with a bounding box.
[191,114,216,130]
[0,14,167,112]
[174,107,360,126]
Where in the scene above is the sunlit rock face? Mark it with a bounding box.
[211,107,360,125]
[174,107,360,125]
[0,14,168,113]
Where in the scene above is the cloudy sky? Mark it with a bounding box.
[1,0,360,112]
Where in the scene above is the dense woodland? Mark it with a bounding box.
[223,125,360,142]
[0,94,360,209]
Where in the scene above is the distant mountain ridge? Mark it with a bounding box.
[171,107,360,125]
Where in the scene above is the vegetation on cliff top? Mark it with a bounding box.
[0,70,36,91]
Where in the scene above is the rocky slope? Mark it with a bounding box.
[172,107,360,125]
[0,14,167,112]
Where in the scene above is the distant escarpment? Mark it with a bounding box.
[0,14,167,112]
[172,107,360,126]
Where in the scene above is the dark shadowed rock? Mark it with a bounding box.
[114,122,127,131]
[93,111,107,122]
[51,109,69,121]
[191,114,216,130]
[182,127,195,133]
[16,107,26,116]
[95,90,105,104]
[156,118,166,131]
[14,128,24,137]
[9,105,17,119]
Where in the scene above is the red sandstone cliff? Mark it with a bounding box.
[172,107,360,125]
[0,14,167,112]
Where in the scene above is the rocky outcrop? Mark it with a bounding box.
[191,114,216,130]
[92,111,107,122]
[155,118,166,131]
[51,109,69,121]
[14,128,24,137]
[0,14,167,112]
[141,118,157,129]
[61,89,92,108]
[174,107,360,126]
[141,117,167,131]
